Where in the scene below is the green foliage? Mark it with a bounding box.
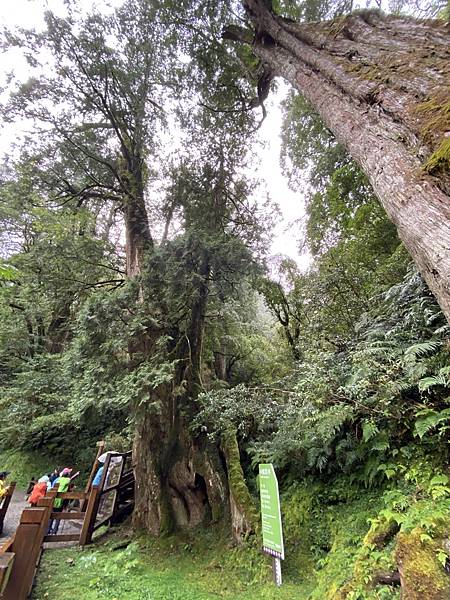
[414,407,450,439]
[281,457,450,599]
[2,3,450,598]
[0,448,57,488]
[197,264,450,484]
[32,529,306,599]
[0,263,19,281]
[273,0,354,22]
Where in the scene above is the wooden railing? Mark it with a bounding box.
[0,486,99,599]
[0,483,16,536]
[0,505,51,600]
[0,447,135,599]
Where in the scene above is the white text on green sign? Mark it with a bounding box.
[259,463,284,560]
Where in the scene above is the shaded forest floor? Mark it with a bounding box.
[32,527,312,600]
[9,448,447,600]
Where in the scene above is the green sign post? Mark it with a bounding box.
[259,463,284,586]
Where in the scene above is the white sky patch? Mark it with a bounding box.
[257,84,310,270]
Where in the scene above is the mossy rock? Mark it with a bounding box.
[395,528,450,600]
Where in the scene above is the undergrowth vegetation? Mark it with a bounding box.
[33,528,306,600]
[33,455,450,599]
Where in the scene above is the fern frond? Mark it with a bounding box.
[404,341,441,360]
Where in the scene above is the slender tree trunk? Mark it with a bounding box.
[214,350,228,381]
[46,301,72,353]
[123,164,153,278]
[182,258,211,397]
[235,1,450,321]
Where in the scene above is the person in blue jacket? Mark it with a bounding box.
[92,465,104,487]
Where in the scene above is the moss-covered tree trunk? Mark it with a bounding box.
[132,255,233,535]
[221,429,259,542]
[133,397,230,534]
[395,529,450,599]
[233,1,450,321]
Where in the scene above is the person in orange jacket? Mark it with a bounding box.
[29,475,50,506]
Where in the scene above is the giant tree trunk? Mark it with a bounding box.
[132,251,257,539]
[133,393,230,534]
[123,185,225,534]
[233,1,450,321]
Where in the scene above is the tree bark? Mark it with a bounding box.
[132,253,233,535]
[122,163,153,278]
[133,393,230,535]
[237,1,450,321]
[221,429,259,543]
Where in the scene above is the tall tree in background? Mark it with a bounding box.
[1,0,264,538]
[132,141,265,536]
[226,0,450,321]
[2,0,165,278]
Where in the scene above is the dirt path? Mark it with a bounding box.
[0,487,28,542]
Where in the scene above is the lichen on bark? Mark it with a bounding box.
[221,429,259,543]
[395,528,450,600]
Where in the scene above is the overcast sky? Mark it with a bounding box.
[0,0,313,267]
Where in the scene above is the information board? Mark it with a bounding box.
[259,463,284,560]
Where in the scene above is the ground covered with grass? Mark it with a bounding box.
[0,449,57,488]
[32,527,311,600]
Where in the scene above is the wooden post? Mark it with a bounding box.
[0,553,14,595]
[84,441,105,496]
[36,493,56,552]
[79,486,101,547]
[36,497,53,536]
[2,507,47,600]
